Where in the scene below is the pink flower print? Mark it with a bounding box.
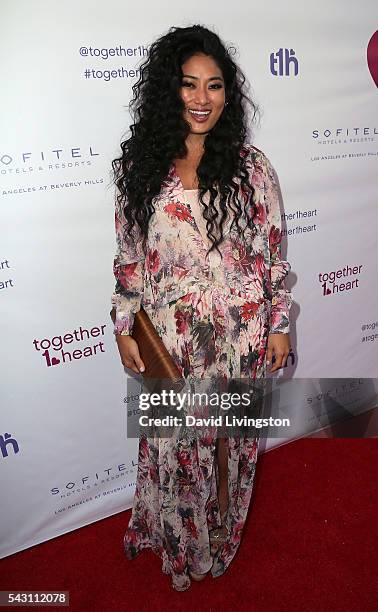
[186,516,199,539]
[146,249,160,274]
[254,201,266,225]
[233,520,245,542]
[138,436,149,461]
[124,527,138,547]
[164,201,192,222]
[180,292,194,303]
[269,225,281,257]
[254,252,265,280]
[213,311,227,338]
[115,261,140,290]
[172,266,189,281]
[251,169,264,189]
[176,449,192,467]
[174,309,191,335]
[149,464,159,484]
[240,301,260,322]
[171,555,187,575]
[224,242,250,275]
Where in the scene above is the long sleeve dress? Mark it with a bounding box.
[111,144,293,591]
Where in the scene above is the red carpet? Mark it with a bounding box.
[1,439,377,611]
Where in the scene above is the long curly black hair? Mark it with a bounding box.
[111,24,261,257]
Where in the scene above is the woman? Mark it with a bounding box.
[111,24,293,591]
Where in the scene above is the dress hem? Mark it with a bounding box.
[124,531,230,590]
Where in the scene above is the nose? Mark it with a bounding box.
[193,84,210,106]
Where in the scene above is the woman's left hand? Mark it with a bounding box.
[266,333,291,372]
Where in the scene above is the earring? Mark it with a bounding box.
[225,101,229,107]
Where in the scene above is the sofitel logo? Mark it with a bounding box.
[33,323,106,367]
[51,462,138,496]
[1,432,19,458]
[312,127,377,139]
[0,146,99,174]
[318,263,362,296]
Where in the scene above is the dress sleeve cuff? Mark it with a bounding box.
[111,294,141,336]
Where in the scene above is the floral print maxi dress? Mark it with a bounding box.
[111,144,293,591]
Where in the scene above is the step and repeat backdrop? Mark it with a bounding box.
[1,0,377,557]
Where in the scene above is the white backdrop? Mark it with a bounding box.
[1,0,377,558]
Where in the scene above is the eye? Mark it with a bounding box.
[182,81,195,88]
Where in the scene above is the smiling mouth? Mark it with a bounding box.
[188,108,211,122]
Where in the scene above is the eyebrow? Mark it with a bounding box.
[182,74,224,81]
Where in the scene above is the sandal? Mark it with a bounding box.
[209,509,229,556]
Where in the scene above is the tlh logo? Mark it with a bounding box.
[1,432,20,458]
[270,48,299,76]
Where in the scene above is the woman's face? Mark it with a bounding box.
[180,52,226,135]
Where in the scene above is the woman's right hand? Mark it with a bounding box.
[115,335,145,375]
